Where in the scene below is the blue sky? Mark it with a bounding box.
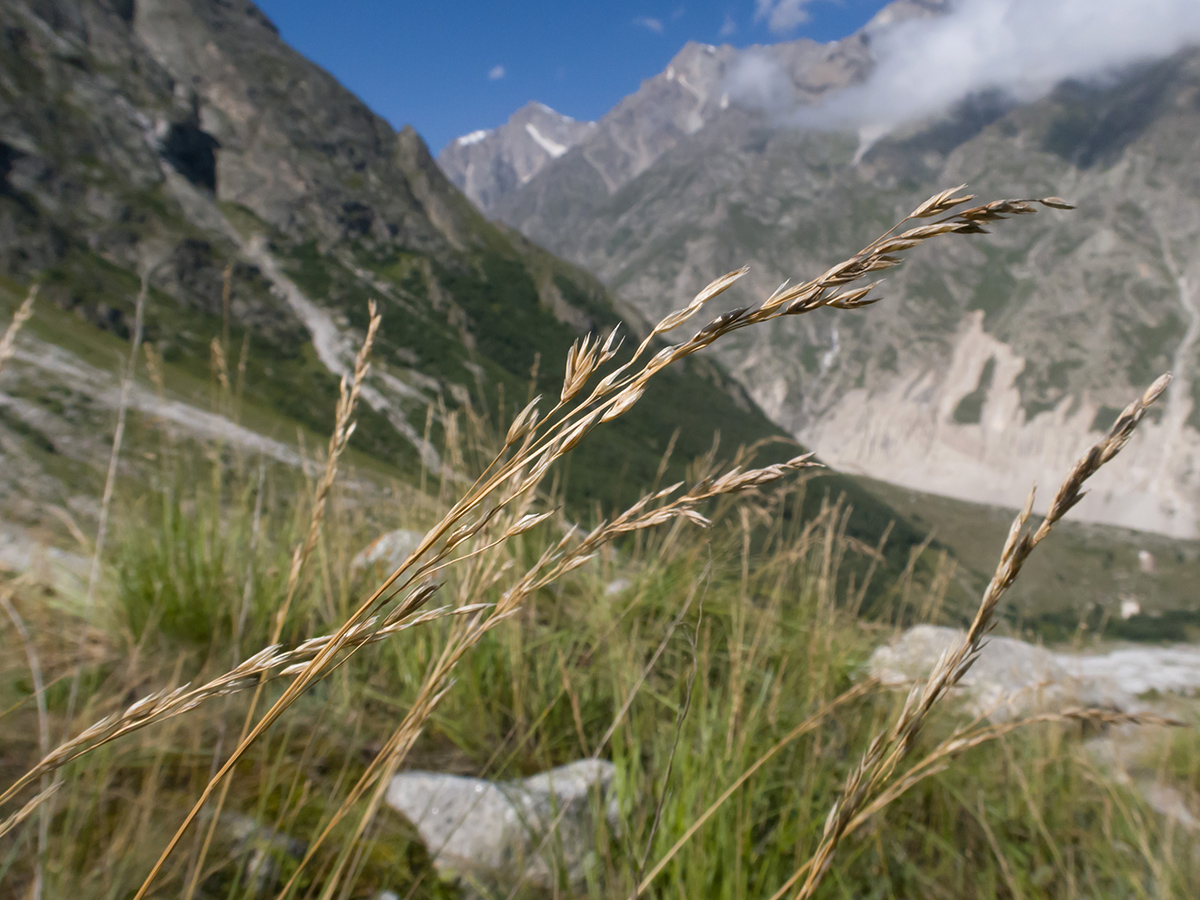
[253,1,895,154]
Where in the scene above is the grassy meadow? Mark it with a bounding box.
[2,190,1199,900]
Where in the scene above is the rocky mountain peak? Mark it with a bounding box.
[437,100,595,213]
[484,35,1200,537]
[439,2,938,216]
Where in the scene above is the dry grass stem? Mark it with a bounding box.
[787,374,1172,900]
[0,782,58,842]
[0,285,36,377]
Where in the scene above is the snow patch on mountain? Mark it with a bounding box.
[456,129,490,147]
[537,102,574,121]
[524,123,567,158]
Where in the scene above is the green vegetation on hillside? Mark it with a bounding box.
[2,409,1197,899]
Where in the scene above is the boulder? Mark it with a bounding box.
[866,625,1137,720]
[1066,645,1200,696]
[385,759,619,895]
[351,528,425,575]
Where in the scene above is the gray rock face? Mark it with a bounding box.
[350,528,425,576]
[869,625,1133,720]
[868,625,1200,720]
[445,0,1200,538]
[386,760,619,894]
[438,102,596,214]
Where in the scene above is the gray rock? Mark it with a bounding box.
[867,625,1136,720]
[603,577,632,597]
[872,626,1200,721]
[351,529,425,576]
[1065,645,1200,697]
[385,759,619,894]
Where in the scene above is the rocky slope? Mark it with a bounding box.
[446,4,1200,538]
[0,0,939,581]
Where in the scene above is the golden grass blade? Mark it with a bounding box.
[787,375,1172,900]
[0,782,58,842]
[0,285,36,377]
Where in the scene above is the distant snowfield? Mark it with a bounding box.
[524,123,567,158]
[456,129,490,147]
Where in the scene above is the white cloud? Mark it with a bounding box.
[634,16,665,33]
[797,0,1200,137]
[725,49,795,113]
[719,13,738,38]
[487,64,506,81]
[754,0,814,34]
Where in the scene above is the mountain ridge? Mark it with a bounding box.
[439,7,1200,538]
[0,0,938,578]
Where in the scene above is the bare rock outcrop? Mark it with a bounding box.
[386,760,619,896]
[868,625,1200,720]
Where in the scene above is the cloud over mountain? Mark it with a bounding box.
[754,0,816,35]
[797,0,1200,135]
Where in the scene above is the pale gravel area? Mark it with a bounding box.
[10,338,308,468]
[240,234,440,467]
[160,163,440,466]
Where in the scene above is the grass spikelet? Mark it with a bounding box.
[784,373,1173,900]
[0,285,36,377]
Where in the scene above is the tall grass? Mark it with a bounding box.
[1,188,1197,899]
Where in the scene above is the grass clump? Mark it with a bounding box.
[115,467,297,650]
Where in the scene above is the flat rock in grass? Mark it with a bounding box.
[385,759,619,895]
[1065,645,1200,696]
[867,625,1137,720]
[351,528,425,575]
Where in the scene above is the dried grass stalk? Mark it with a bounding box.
[0,285,36,377]
[273,191,1083,895]
[0,782,58,842]
[0,599,478,808]
[786,375,1171,900]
